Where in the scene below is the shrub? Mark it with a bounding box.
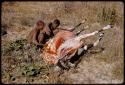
[9,39,26,51]
[97,7,117,25]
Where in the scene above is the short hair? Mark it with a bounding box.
[53,19,60,26]
[36,20,45,27]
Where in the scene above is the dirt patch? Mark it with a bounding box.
[1,2,124,84]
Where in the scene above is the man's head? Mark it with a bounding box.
[36,20,45,29]
[49,19,60,30]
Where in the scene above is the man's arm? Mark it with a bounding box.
[32,29,40,46]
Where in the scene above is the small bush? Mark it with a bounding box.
[2,39,27,56]
[97,7,117,25]
[21,64,49,77]
[9,39,26,51]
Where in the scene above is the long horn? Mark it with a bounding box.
[76,24,113,41]
[76,25,89,35]
[71,19,87,31]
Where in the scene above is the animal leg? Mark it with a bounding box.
[93,32,104,47]
[77,47,86,55]
[65,19,86,31]
[67,60,75,68]
[58,53,76,69]
[77,32,104,55]
[77,25,112,40]
[58,59,69,69]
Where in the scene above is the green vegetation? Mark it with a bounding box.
[1,1,123,84]
[97,7,117,25]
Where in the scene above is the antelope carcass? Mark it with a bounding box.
[42,25,112,69]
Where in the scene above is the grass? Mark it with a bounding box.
[1,1,124,84]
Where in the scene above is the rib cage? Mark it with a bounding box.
[42,30,79,64]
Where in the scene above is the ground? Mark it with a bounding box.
[1,1,124,84]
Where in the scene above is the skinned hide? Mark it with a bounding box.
[42,25,112,65]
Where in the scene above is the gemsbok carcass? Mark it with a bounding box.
[41,24,112,69]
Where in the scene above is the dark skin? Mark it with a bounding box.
[42,19,83,47]
[28,19,85,49]
[48,19,60,36]
[27,19,60,48]
[38,19,61,45]
[27,20,45,46]
[49,19,80,35]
